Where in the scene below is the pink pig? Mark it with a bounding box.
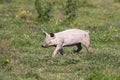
[41,28,90,57]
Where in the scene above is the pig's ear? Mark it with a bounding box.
[39,27,49,36]
[44,32,49,36]
[50,33,55,37]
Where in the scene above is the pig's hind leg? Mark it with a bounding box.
[74,43,82,53]
[59,49,64,55]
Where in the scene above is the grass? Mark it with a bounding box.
[0,0,120,80]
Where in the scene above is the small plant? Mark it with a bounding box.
[34,0,52,22]
[0,0,4,3]
[16,9,32,19]
[5,0,12,3]
[65,0,78,21]
[0,0,12,4]
[0,54,10,68]
[114,0,120,2]
[0,23,4,29]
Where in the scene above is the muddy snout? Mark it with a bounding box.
[41,44,48,48]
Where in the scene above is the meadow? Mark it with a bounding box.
[0,0,120,80]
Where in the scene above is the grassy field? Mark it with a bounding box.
[0,0,120,80]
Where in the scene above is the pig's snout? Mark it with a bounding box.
[41,44,48,48]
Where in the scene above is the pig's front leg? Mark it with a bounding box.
[52,45,63,57]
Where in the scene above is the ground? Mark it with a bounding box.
[0,0,120,80]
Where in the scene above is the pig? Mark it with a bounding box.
[41,28,90,57]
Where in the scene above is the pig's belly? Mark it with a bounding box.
[62,37,82,47]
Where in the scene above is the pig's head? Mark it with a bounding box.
[41,33,55,48]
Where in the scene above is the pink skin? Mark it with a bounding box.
[42,29,90,57]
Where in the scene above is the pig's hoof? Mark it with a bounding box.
[52,55,55,58]
[73,50,80,53]
[41,45,47,48]
[41,45,44,47]
[60,53,64,55]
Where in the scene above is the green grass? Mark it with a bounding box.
[0,0,120,80]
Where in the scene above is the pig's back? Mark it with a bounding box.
[55,29,87,36]
[55,29,89,46]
